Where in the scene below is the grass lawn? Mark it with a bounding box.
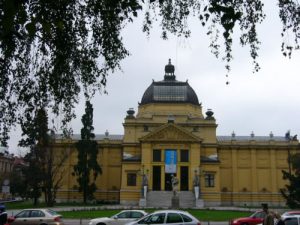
[4,201,102,210]
[5,201,252,221]
[58,209,251,221]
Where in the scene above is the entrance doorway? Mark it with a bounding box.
[180,166,189,191]
[165,173,176,191]
[152,166,161,190]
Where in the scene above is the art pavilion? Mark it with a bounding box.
[54,60,299,207]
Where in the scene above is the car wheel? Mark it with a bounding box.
[97,223,106,225]
[40,223,48,225]
[241,223,248,225]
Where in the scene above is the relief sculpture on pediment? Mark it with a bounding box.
[147,127,196,141]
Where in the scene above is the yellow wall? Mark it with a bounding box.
[52,101,299,207]
[218,142,298,206]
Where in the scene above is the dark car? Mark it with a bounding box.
[231,211,266,225]
[283,215,300,225]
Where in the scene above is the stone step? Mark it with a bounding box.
[146,191,196,208]
[147,191,173,208]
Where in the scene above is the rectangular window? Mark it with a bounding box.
[180,150,189,162]
[205,174,215,187]
[153,149,161,162]
[127,173,137,186]
[153,86,187,101]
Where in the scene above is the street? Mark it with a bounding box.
[63,219,230,225]
[64,219,90,225]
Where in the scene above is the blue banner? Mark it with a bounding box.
[165,150,177,173]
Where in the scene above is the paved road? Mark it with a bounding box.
[64,219,90,225]
[63,219,230,225]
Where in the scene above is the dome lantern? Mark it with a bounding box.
[164,59,176,81]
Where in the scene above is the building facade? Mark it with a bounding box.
[54,60,299,207]
[0,147,14,199]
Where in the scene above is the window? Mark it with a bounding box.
[116,211,131,218]
[180,150,189,162]
[148,213,166,224]
[127,173,137,186]
[30,210,45,217]
[138,213,166,224]
[205,173,215,187]
[16,210,31,218]
[166,213,183,223]
[144,125,149,131]
[251,211,266,219]
[180,214,193,222]
[46,209,59,216]
[153,149,161,162]
[153,86,187,101]
[131,211,145,219]
[285,218,299,225]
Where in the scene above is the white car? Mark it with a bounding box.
[282,211,300,220]
[89,210,147,225]
[126,210,201,225]
[257,215,300,225]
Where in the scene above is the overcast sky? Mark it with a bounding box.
[8,1,300,154]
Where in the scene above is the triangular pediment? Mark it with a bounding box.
[140,123,202,142]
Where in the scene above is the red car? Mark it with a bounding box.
[231,211,266,225]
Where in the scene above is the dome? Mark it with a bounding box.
[140,60,200,106]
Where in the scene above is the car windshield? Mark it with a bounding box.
[138,213,166,224]
[285,212,300,216]
[113,211,132,219]
[250,212,265,219]
[132,211,145,218]
[46,209,59,216]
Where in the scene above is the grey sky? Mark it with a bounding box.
[8,1,300,153]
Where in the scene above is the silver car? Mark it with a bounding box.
[126,210,201,225]
[8,208,64,225]
[89,210,147,225]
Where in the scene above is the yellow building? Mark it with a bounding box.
[55,60,299,207]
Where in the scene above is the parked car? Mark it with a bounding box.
[230,211,266,225]
[281,215,300,225]
[125,210,201,225]
[257,215,300,225]
[88,210,147,225]
[7,208,64,225]
[282,212,300,220]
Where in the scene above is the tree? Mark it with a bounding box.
[281,153,300,208]
[20,108,67,206]
[73,100,101,204]
[9,166,28,198]
[20,108,49,205]
[1,0,299,144]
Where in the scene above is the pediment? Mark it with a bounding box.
[140,123,201,143]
